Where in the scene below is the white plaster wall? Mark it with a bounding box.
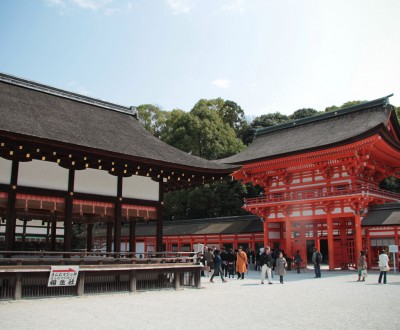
[123,175,159,201]
[0,157,12,184]
[75,168,117,196]
[18,160,68,190]
[269,231,281,239]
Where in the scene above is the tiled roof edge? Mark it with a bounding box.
[255,94,394,137]
[0,72,138,117]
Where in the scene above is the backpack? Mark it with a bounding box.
[316,252,323,263]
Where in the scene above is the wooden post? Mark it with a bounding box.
[156,182,164,253]
[130,270,137,292]
[194,268,201,288]
[50,214,57,251]
[64,169,75,254]
[106,222,113,253]
[174,271,180,290]
[76,271,85,296]
[14,273,22,300]
[285,218,292,256]
[129,218,136,254]
[87,223,93,252]
[114,176,122,254]
[5,160,19,254]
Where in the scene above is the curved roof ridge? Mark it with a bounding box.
[0,71,137,117]
[255,94,394,137]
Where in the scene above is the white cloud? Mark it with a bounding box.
[71,0,111,11]
[211,79,231,89]
[222,0,245,14]
[166,0,197,15]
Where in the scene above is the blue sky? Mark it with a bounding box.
[0,0,399,118]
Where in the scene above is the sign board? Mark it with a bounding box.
[389,245,399,253]
[48,266,79,287]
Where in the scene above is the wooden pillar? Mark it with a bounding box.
[86,223,93,252]
[326,210,334,270]
[366,227,372,270]
[129,218,136,253]
[263,220,269,247]
[106,222,113,253]
[64,169,75,253]
[50,214,57,251]
[114,176,123,254]
[5,160,19,253]
[156,182,164,252]
[285,218,292,256]
[354,204,362,264]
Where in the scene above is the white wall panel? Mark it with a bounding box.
[18,160,68,190]
[75,168,117,196]
[123,175,159,201]
[0,157,12,184]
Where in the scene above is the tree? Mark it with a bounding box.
[136,104,168,138]
[251,112,289,129]
[289,108,319,120]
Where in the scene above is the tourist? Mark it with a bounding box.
[275,251,287,284]
[227,248,236,278]
[259,246,273,285]
[294,250,303,274]
[210,250,227,283]
[378,249,390,284]
[220,247,228,277]
[312,247,322,278]
[236,246,248,279]
[206,247,214,276]
[357,250,367,282]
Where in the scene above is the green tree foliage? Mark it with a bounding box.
[289,108,320,120]
[136,104,168,138]
[325,100,367,112]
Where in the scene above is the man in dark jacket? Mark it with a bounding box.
[210,250,227,283]
[259,246,273,285]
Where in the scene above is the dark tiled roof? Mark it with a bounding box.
[362,203,400,226]
[0,73,235,172]
[220,96,396,165]
[94,215,263,237]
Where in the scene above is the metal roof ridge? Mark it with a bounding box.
[255,94,394,137]
[0,71,138,117]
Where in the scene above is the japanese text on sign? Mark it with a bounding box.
[48,266,79,287]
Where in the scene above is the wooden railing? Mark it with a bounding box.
[244,184,400,206]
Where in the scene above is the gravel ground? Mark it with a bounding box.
[1,268,399,330]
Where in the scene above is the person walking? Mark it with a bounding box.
[236,246,248,280]
[294,250,303,274]
[312,247,322,278]
[210,250,227,283]
[275,251,287,284]
[378,249,390,284]
[259,246,273,285]
[205,247,214,277]
[357,250,367,282]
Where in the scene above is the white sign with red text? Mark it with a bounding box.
[48,266,79,287]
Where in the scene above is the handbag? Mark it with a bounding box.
[382,266,390,272]
[361,269,368,277]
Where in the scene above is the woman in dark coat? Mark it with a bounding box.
[275,251,287,284]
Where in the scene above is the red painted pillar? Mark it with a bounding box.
[366,228,372,270]
[285,218,292,256]
[263,220,269,247]
[326,211,334,270]
[354,205,362,264]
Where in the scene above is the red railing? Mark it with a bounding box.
[244,183,400,206]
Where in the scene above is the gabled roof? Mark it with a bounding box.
[0,72,235,173]
[221,95,398,165]
[362,203,400,226]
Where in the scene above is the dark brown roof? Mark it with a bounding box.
[362,203,400,226]
[0,73,235,173]
[220,96,397,165]
[94,215,263,237]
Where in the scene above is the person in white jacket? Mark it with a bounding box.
[378,250,389,284]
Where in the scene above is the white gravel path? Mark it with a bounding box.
[1,268,399,330]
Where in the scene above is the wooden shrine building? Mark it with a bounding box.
[0,72,236,254]
[222,95,400,269]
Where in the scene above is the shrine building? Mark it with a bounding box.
[0,73,236,254]
[223,95,400,269]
